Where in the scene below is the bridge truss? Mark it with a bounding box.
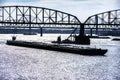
[84,9,120,30]
[0,6,120,36]
[0,6,81,30]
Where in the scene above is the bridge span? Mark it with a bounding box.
[84,9,120,35]
[0,6,120,36]
[0,6,81,35]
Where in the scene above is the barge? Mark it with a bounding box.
[112,38,120,41]
[6,40,107,55]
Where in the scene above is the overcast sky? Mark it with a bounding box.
[0,0,119,22]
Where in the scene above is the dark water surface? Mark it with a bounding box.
[0,34,120,80]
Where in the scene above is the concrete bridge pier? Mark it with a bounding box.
[40,27,43,37]
[74,23,90,44]
[90,29,92,36]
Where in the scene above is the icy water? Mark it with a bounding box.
[0,34,120,80]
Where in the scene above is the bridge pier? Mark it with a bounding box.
[90,29,92,36]
[96,25,98,35]
[74,23,90,44]
[80,23,85,36]
[29,28,31,35]
[29,24,31,35]
[40,27,43,37]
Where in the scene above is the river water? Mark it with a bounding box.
[0,34,120,80]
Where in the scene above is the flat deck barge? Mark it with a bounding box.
[112,38,120,41]
[6,40,107,55]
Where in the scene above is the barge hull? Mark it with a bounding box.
[6,40,107,55]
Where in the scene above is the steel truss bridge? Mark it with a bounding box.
[0,6,80,28]
[0,6,120,36]
[84,9,120,32]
